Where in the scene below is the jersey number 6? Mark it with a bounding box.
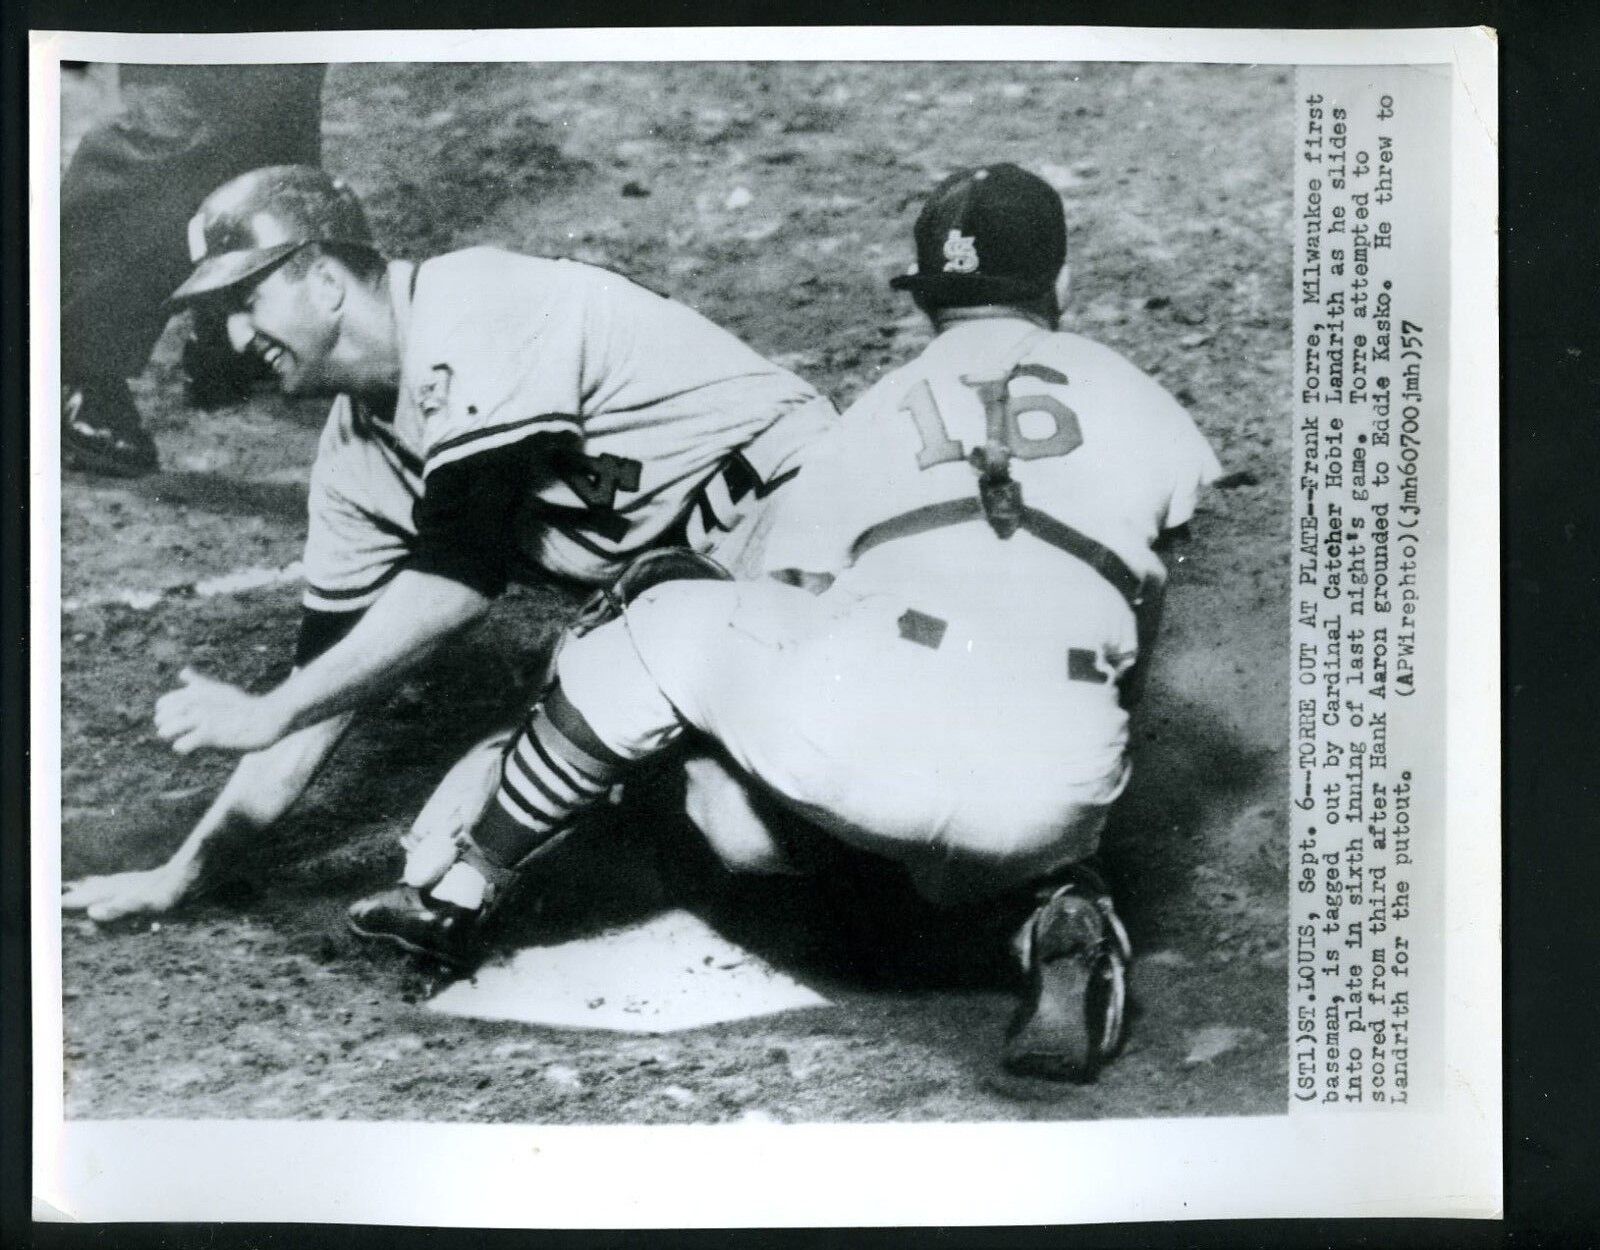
[901,363,1083,470]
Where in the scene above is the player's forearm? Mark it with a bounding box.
[267,571,490,735]
[162,713,354,888]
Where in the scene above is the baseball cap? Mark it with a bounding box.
[168,164,375,305]
[890,163,1066,306]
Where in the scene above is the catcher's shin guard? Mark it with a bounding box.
[1002,866,1132,1082]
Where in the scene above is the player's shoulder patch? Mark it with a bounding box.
[416,364,454,418]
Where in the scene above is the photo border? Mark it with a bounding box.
[24,21,1500,1230]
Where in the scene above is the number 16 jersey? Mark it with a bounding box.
[761,315,1222,669]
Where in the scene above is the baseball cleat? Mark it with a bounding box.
[347,886,488,972]
[62,381,159,478]
[1002,869,1132,1082]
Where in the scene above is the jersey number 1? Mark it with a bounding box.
[901,363,1083,469]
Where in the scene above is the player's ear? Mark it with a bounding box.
[1054,263,1073,314]
[307,253,347,316]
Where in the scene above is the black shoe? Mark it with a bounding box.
[347,886,489,972]
[1002,868,1132,1082]
[62,381,159,478]
[181,317,270,409]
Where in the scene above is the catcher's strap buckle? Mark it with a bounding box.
[572,547,732,637]
[968,440,1024,539]
[572,585,628,638]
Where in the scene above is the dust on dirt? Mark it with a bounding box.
[59,62,1292,1122]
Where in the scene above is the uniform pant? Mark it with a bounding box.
[556,579,1131,905]
[61,64,327,386]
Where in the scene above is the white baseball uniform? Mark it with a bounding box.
[294,249,836,659]
[533,314,1222,903]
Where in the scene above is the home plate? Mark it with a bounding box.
[426,908,831,1033]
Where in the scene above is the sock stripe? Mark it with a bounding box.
[472,682,629,871]
[524,724,603,799]
[528,712,610,787]
[511,742,584,808]
[497,774,562,830]
[506,745,581,818]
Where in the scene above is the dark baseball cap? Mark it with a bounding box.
[890,163,1066,306]
[168,164,376,305]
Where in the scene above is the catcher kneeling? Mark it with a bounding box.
[352,160,1221,1085]
[352,545,1136,1082]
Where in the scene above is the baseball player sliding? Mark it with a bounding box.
[350,164,1222,1081]
[61,164,837,923]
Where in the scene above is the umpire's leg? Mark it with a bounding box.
[60,64,327,473]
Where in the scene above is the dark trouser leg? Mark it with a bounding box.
[60,64,327,389]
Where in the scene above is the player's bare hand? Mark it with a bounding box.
[61,866,190,922]
[154,667,289,755]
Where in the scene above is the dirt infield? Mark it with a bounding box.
[58,61,1293,1122]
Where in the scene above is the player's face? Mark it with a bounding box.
[224,262,342,396]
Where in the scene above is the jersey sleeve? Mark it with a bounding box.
[294,605,363,666]
[413,265,588,479]
[301,403,415,616]
[402,258,600,592]
[409,439,550,599]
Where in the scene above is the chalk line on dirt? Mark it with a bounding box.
[62,562,304,614]
[428,908,831,1033]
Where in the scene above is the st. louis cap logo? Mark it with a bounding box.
[942,228,979,274]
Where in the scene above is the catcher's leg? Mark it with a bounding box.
[393,630,565,890]
[1002,864,1132,1083]
[681,752,809,877]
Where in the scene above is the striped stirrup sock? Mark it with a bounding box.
[468,684,631,871]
